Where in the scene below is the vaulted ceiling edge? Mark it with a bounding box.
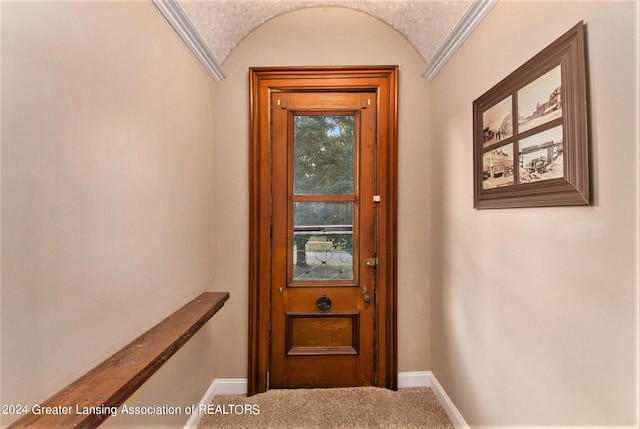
[153,0,227,80]
[421,0,497,80]
[153,0,496,82]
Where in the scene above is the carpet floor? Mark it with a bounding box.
[197,387,454,429]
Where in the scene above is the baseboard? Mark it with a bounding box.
[185,372,468,429]
[396,372,470,429]
[423,371,470,429]
[209,378,248,395]
[398,371,431,388]
[183,378,247,428]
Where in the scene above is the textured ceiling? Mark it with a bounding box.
[178,0,474,65]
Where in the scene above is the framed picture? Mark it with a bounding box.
[473,22,589,209]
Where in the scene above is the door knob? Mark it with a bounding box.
[362,287,371,309]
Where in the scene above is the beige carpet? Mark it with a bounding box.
[198,387,454,428]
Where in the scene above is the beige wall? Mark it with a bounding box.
[1,1,218,427]
[2,1,638,427]
[429,1,638,426]
[208,6,432,377]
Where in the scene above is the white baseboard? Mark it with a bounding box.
[423,371,470,429]
[209,378,248,395]
[183,378,247,428]
[185,372,468,429]
[397,371,468,429]
[398,370,431,388]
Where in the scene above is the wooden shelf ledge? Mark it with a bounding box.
[10,292,229,428]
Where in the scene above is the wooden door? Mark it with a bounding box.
[249,67,398,395]
[270,92,377,388]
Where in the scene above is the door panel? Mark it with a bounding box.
[270,92,376,388]
[286,312,359,355]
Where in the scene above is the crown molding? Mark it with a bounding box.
[421,0,497,81]
[154,0,493,82]
[153,0,227,81]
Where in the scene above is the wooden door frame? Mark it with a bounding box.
[248,66,398,396]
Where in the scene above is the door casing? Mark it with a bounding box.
[248,66,398,396]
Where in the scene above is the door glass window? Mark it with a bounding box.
[292,114,356,281]
[294,116,354,195]
[293,202,353,280]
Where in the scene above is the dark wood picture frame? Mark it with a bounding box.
[473,22,589,209]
